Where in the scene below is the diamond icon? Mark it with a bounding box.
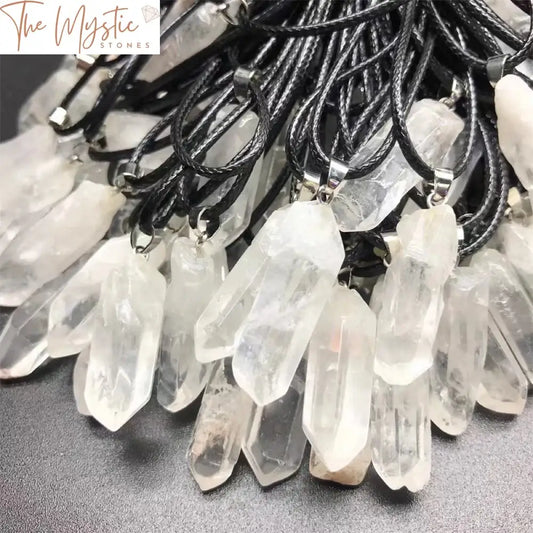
[142,5,160,23]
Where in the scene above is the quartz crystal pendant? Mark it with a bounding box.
[309,445,371,486]
[331,99,464,232]
[374,205,458,385]
[83,254,166,431]
[243,363,307,487]
[303,285,376,471]
[187,360,253,491]
[157,238,227,412]
[141,0,239,81]
[495,75,533,205]
[0,255,89,379]
[471,249,533,385]
[202,105,263,248]
[371,373,431,492]
[47,235,166,358]
[477,317,528,415]
[73,348,90,416]
[195,201,345,405]
[484,0,531,36]
[430,268,489,436]
[0,181,125,307]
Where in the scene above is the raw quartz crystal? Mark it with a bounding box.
[195,201,345,405]
[303,284,376,472]
[484,0,531,36]
[73,348,90,416]
[47,235,166,358]
[430,268,489,436]
[371,373,431,493]
[309,445,371,486]
[477,317,528,415]
[243,363,307,487]
[201,105,263,248]
[157,238,227,412]
[0,257,89,379]
[331,99,464,232]
[495,75,533,207]
[0,125,79,239]
[0,181,125,307]
[84,254,166,431]
[141,0,239,82]
[187,359,253,491]
[374,205,458,386]
[470,249,533,385]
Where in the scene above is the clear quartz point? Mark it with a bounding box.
[47,236,166,358]
[73,348,90,416]
[495,75,533,205]
[187,359,253,492]
[374,205,458,385]
[309,445,371,487]
[477,317,528,415]
[157,238,227,412]
[195,201,344,405]
[430,268,489,436]
[484,0,532,36]
[83,255,166,431]
[0,255,89,379]
[243,363,307,487]
[471,248,533,385]
[371,373,431,493]
[303,285,376,472]
[141,1,239,82]
[331,99,464,232]
[0,181,125,307]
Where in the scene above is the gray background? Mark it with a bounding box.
[0,57,531,533]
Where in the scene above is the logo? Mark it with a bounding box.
[0,0,161,54]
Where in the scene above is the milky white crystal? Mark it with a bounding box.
[141,1,239,82]
[331,99,464,232]
[477,317,528,415]
[47,235,165,358]
[495,75,533,205]
[471,248,533,385]
[374,205,458,386]
[430,268,489,436]
[243,364,307,487]
[309,445,371,486]
[187,360,253,491]
[157,238,227,412]
[371,373,431,492]
[484,0,531,36]
[0,182,125,307]
[73,348,90,416]
[84,255,166,431]
[0,256,89,379]
[303,285,376,471]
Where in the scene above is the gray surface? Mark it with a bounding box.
[0,57,532,533]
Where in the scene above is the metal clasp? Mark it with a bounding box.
[427,168,454,207]
[233,67,260,103]
[439,77,464,109]
[318,158,349,204]
[130,224,163,255]
[487,54,509,87]
[216,0,248,26]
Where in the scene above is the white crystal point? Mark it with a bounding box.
[499,220,533,299]
[0,125,56,170]
[430,268,489,436]
[243,365,307,487]
[0,257,88,379]
[303,285,376,472]
[202,105,263,248]
[331,99,464,232]
[141,1,239,82]
[309,445,371,486]
[84,255,166,431]
[47,236,166,358]
[73,348,90,416]
[477,317,528,415]
[374,205,458,385]
[471,248,533,385]
[157,238,227,412]
[0,182,125,307]
[495,75,533,202]
[187,359,253,492]
[485,0,531,36]
[371,373,431,492]
[231,202,345,405]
